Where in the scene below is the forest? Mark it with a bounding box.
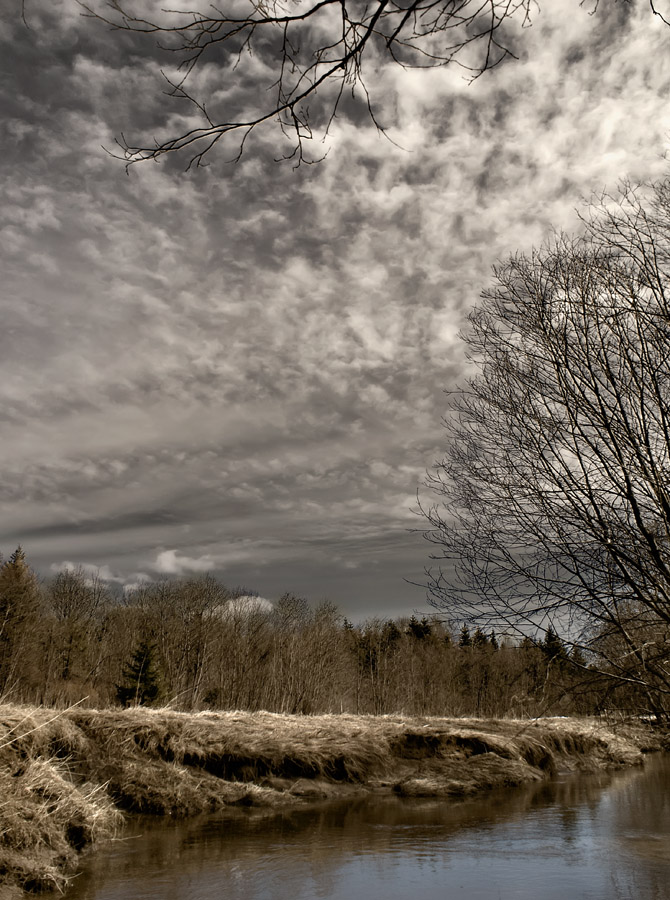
[0,547,651,719]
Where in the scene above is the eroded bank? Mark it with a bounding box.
[0,705,665,895]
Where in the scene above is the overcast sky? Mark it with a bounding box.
[2,0,670,620]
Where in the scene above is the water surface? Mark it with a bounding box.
[67,754,670,899]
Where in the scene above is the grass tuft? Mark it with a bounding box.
[0,706,121,894]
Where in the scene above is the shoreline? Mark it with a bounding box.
[0,705,666,895]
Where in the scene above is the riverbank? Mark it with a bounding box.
[0,705,666,895]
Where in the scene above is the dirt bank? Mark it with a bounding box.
[0,705,665,895]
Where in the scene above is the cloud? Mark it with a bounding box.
[3,0,670,620]
[152,549,217,576]
[214,595,274,619]
[50,560,127,584]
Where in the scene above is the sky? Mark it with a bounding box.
[2,0,670,621]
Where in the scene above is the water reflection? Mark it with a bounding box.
[67,755,670,900]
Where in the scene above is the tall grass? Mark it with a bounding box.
[0,705,121,894]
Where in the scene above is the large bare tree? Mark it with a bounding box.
[422,180,670,715]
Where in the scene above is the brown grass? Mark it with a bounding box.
[0,706,663,894]
[0,706,121,894]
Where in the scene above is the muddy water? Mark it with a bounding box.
[67,754,670,900]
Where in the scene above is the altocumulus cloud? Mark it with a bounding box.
[1,0,670,619]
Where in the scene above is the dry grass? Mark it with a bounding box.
[0,705,663,894]
[0,705,121,894]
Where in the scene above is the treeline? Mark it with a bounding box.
[0,548,643,717]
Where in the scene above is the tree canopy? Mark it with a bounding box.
[422,179,670,715]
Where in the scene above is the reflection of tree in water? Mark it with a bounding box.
[69,759,670,900]
[607,754,670,891]
[609,755,670,835]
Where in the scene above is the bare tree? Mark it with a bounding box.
[43,567,110,702]
[47,567,107,624]
[422,179,670,715]
[209,593,272,710]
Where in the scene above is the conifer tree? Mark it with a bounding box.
[407,615,432,640]
[472,627,490,650]
[458,625,472,648]
[116,638,162,707]
[0,547,42,696]
[542,627,565,663]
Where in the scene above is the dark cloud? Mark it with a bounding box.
[4,508,179,541]
[1,1,670,619]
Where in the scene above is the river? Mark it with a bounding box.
[66,754,670,899]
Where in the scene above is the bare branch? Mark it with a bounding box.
[79,0,537,166]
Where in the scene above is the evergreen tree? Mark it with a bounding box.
[407,615,432,640]
[116,638,162,707]
[458,625,472,648]
[472,627,489,650]
[542,627,565,662]
[0,547,42,696]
